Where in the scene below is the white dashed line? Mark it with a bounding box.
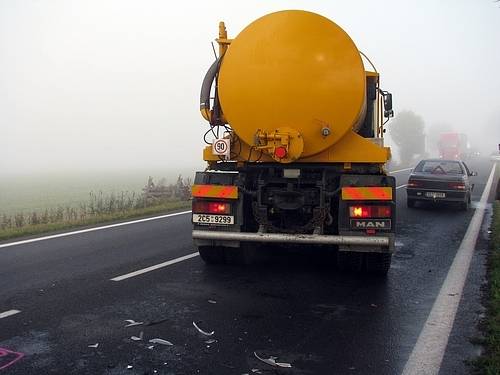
[402,163,496,375]
[110,252,199,281]
[0,211,192,249]
[0,309,21,319]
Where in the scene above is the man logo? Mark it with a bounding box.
[351,219,391,230]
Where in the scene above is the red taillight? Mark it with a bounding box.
[407,179,421,188]
[349,205,391,218]
[193,201,231,214]
[449,182,465,190]
[274,146,287,159]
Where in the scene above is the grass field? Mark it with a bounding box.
[0,169,196,241]
[0,169,195,215]
[473,201,500,374]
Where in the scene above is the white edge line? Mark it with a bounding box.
[389,167,413,174]
[402,163,496,375]
[0,210,193,249]
[396,184,408,190]
[0,309,21,319]
[110,252,199,281]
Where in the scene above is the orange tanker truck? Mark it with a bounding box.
[191,10,396,274]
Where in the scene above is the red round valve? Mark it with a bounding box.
[274,146,287,159]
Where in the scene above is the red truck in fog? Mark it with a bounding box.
[438,133,469,160]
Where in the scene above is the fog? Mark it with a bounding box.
[1,0,499,177]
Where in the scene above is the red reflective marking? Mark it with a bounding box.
[219,186,236,198]
[0,348,25,370]
[370,187,390,199]
[343,187,364,200]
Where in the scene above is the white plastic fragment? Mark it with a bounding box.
[131,331,144,341]
[147,345,155,350]
[88,343,99,348]
[205,339,216,344]
[125,319,144,327]
[193,321,214,336]
[208,299,217,304]
[127,365,133,369]
[149,338,173,346]
[254,352,292,368]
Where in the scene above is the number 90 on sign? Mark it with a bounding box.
[212,139,230,156]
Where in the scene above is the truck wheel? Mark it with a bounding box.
[407,199,416,208]
[225,244,256,265]
[337,252,363,272]
[198,246,226,265]
[365,253,392,275]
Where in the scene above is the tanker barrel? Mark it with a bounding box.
[217,10,367,161]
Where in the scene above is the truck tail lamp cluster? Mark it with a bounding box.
[193,201,231,215]
[349,205,391,218]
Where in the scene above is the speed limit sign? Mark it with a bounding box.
[212,138,230,157]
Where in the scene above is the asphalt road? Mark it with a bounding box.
[0,158,498,375]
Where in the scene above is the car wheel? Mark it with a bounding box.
[198,246,226,264]
[407,198,416,208]
[459,195,470,211]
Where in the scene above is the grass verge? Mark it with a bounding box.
[0,200,191,242]
[473,201,500,374]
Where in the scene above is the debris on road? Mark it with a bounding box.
[127,365,133,369]
[124,319,143,327]
[130,331,144,341]
[87,343,99,348]
[193,321,214,336]
[149,338,173,346]
[253,351,292,368]
[208,299,217,304]
[205,339,216,344]
[145,318,169,326]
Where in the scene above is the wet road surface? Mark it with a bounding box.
[0,158,498,374]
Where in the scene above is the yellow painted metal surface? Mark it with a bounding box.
[341,186,393,200]
[192,185,239,199]
[203,130,390,164]
[218,10,366,160]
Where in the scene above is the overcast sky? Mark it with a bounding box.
[1,0,499,175]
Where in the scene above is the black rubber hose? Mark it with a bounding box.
[200,58,221,112]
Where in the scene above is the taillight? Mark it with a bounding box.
[274,146,287,159]
[193,201,231,214]
[449,182,465,190]
[407,179,421,188]
[349,205,391,218]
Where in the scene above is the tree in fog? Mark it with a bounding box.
[389,110,426,166]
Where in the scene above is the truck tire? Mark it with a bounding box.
[225,244,256,265]
[337,252,363,272]
[365,253,392,275]
[198,246,226,265]
[407,198,416,208]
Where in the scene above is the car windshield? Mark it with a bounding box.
[415,161,464,175]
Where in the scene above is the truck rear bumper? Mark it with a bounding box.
[192,230,390,247]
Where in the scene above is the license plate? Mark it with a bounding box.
[425,192,446,198]
[192,214,234,225]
